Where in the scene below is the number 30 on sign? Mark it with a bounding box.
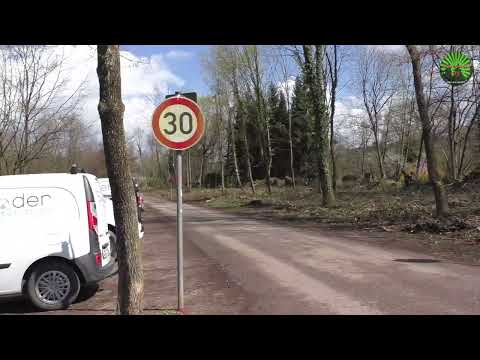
[151,95,205,150]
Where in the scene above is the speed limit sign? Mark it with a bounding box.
[151,94,205,150]
[151,92,205,312]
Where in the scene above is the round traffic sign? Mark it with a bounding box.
[151,96,205,150]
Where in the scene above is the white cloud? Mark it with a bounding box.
[368,45,406,54]
[165,50,193,60]
[335,95,365,118]
[333,95,367,142]
[47,45,185,136]
[276,77,296,106]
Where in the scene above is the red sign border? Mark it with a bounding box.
[151,96,205,150]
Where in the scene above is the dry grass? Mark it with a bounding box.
[151,182,480,224]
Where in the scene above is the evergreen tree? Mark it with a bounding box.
[244,94,264,179]
[291,75,315,182]
[268,83,289,178]
[233,94,264,181]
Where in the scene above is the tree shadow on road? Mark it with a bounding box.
[0,297,39,314]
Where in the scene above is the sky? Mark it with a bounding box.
[36,45,408,143]
[47,45,212,137]
[122,45,210,95]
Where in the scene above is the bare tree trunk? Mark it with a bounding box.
[416,130,424,180]
[198,154,204,189]
[243,122,256,194]
[302,45,335,206]
[382,117,390,167]
[327,45,338,192]
[477,105,480,172]
[287,105,296,189]
[447,86,457,181]
[278,48,296,189]
[187,150,192,192]
[264,114,273,194]
[166,150,172,198]
[135,128,144,178]
[229,107,242,189]
[330,107,337,191]
[362,145,366,178]
[169,150,175,200]
[219,135,225,192]
[361,134,367,177]
[381,111,392,165]
[184,153,187,190]
[215,93,226,193]
[396,115,406,180]
[400,102,415,177]
[364,105,386,180]
[373,130,386,179]
[402,139,410,172]
[251,46,272,195]
[359,48,395,181]
[232,67,255,194]
[407,45,449,218]
[154,145,161,177]
[220,144,225,192]
[137,145,143,177]
[457,106,478,178]
[97,45,143,314]
[184,152,190,191]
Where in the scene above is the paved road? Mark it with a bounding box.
[149,195,480,314]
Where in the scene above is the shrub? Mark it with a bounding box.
[342,174,358,183]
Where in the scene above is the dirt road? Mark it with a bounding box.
[2,195,480,315]
[0,200,250,315]
[149,195,480,314]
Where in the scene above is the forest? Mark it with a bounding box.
[1,45,479,259]
[141,46,479,197]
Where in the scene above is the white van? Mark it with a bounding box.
[97,178,145,248]
[98,178,112,198]
[0,173,117,310]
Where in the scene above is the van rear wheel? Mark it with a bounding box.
[26,261,81,311]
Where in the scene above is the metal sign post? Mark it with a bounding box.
[151,91,204,313]
[176,150,184,311]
